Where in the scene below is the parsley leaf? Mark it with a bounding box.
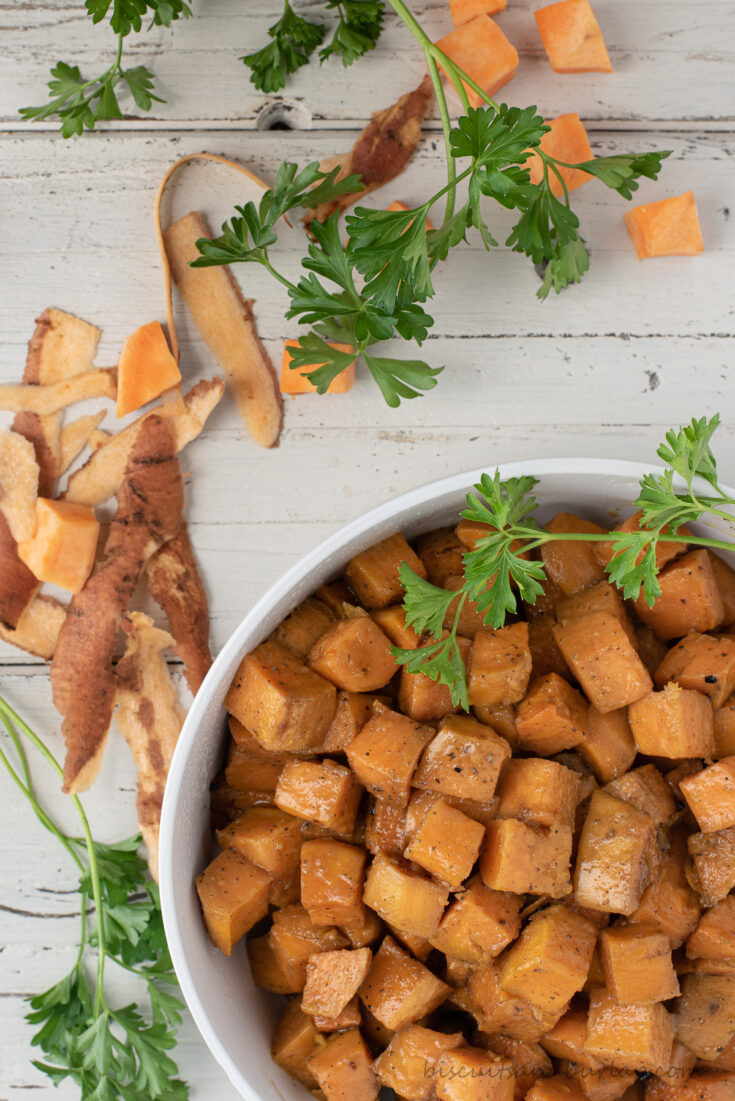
[347,204,433,312]
[242,1,326,93]
[85,0,191,35]
[576,151,672,201]
[285,333,358,392]
[320,0,385,67]
[363,352,443,406]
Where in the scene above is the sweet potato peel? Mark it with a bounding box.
[0,431,40,543]
[51,415,184,793]
[0,595,66,660]
[146,522,212,693]
[0,514,40,630]
[58,411,107,475]
[115,612,186,879]
[0,369,116,416]
[305,75,433,225]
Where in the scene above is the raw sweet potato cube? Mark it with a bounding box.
[323,690,374,753]
[496,757,579,829]
[481,818,572,898]
[534,0,612,73]
[416,526,465,586]
[412,714,511,803]
[224,741,284,792]
[300,838,367,925]
[686,896,735,960]
[634,550,724,639]
[311,996,362,1032]
[687,826,735,906]
[404,798,485,889]
[628,683,714,758]
[308,1028,378,1101]
[346,708,434,806]
[269,905,349,990]
[17,498,100,594]
[540,513,607,595]
[434,1046,514,1101]
[557,580,635,642]
[516,674,589,756]
[195,849,271,956]
[481,1035,553,1101]
[247,934,299,994]
[280,339,355,394]
[430,879,521,962]
[449,0,507,27]
[599,924,679,1005]
[345,532,426,610]
[364,796,406,858]
[526,1078,589,1101]
[553,612,653,713]
[468,622,532,708]
[584,986,675,1072]
[526,113,593,198]
[225,640,336,752]
[499,904,598,1017]
[436,16,519,108]
[275,758,362,834]
[373,1024,464,1100]
[363,853,449,938]
[528,611,570,679]
[577,706,637,783]
[271,596,335,659]
[711,553,735,624]
[309,617,397,693]
[655,632,735,709]
[714,695,735,759]
[675,973,735,1060]
[574,790,654,914]
[630,826,701,948]
[372,604,421,649]
[468,961,559,1042]
[680,757,735,833]
[301,947,372,1019]
[358,935,450,1029]
[398,636,472,722]
[216,807,302,880]
[625,191,704,261]
[604,764,677,827]
[271,998,323,1089]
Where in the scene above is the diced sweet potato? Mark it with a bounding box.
[224,740,284,793]
[499,904,598,1017]
[540,1006,598,1065]
[711,553,735,624]
[574,790,654,914]
[634,550,724,639]
[247,934,298,994]
[431,879,520,962]
[436,16,519,108]
[323,690,374,753]
[686,897,735,961]
[604,764,677,827]
[116,320,182,418]
[280,339,355,394]
[526,1078,590,1101]
[225,640,337,752]
[417,526,465,585]
[553,612,653,713]
[374,1024,464,1100]
[594,511,688,574]
[308,1027,377,1101]
[308,617,397,693]
[628,683,714,759]
[346,707,433,806]
[345,532,426,610]
[625,191,704,261]
[272,597,335,659]
[714,695,735,759]
[526,113,593,198]
[216,807,301,880]
[676,973,735,1060]
[636,624,670,675]
[443,574,489,638]
[645,1071,735,1101]
[557,580,635,641]
[687,826,735,906]
[496,757,579,829]
[540,513,608,595]
[195,849,271,956]
[577,706,637,783]
[358,935,449,1029]
[17,498,100,594]
[643,1042,698,1097]
[399,636,472,721]
[680,756,735,833]
[372,603,422,649]
[468,961,558,1042]
[474,701,520,746]
[269,905,349,990]
[404,798,485,889]
[450,0,507,29]
[468,622,532,708]
[528,611,570,679]
[275,758,362,834]
[655,632,735,709]
[301,838,367,925]
[311,997,362,1032]
[599,924,679,1005]
[363,853,449,938]
[584,986,675,1072]
[301,947,372,1019]
[481,1036,553,1101]
[629,826,701,948]
[562,1064,636,1100]
[534,0,612,73]
[481,818,572,898]
[664,758,703,801]
[433,1046,514,1101]
[412,715,511,803]
[516,674,588,755]
[271,998,324,1088]
[365,796,406,858]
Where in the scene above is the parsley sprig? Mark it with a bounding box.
[0,697,187,1100]
[395,415,735,709]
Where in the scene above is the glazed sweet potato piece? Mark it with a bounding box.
[577,706,637,782]
[373,1024,464,1100]
[584,986,675,1072]
[468,960,558,1042]
[403,798,485,889]
[628,683,714,758]
[323,690,374,753]
[412,714,511,803]
[526,1078,589,1101]
[271,597,335,659]
[398,636,472,721]
[224,741,284,793]
[604,764,677,827]
[468,622,532,708]
[309,617,397,692]
[416,526,465,585]
[515,674,588,756]
[346,708,433,806]
[311,997,362,1032]
[301,947,372,1019]
[436,15,519,107]
[371,603,421,648]
[629,826,701,948]
[271,999,324,1088]
[195,849,271,956]
[625,191,704,261]
[269,905,349,990]
[534,0,612,73]
[216,807,301,881]
[300,838,367,926]
[686,896,735,960]
[358,935,450,1030]
[710,553,735,624]
[553,612,652,713]
[364,796,406,858]
[540,513,607,595]
[528,611,570,679]
[345,532,426,610]
[680,756,735,833]
[363,853,449,938]
[247,935,298,994]
[599,924,679,1005]
[430,879,521,962]
[481,1036,553,1101]
[714,695,735,759]
[274,758,362,834]
[574,790,654,914]
[499,905,598,1017]
[655,632,735,708]
[481,819,572,898]
[539,1006,598,1065]
[308,1027,378,1101]
[557,579,635,639]
[496,757,579,830]
[675,973,735,1060]
[687,826,735,906]
[434,1045,514,1101]
[634,550,724,639]
[645,1071,735,1101]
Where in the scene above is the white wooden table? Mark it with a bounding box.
[1,2,733,1097]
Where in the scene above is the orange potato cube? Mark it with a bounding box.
[468,961,559,1042]
[247,934,298,994]
[625,191,704,261]
[398,636,472,721]
[280,339,355,395]
[714,695,735,759]
[216,806,301,880]
[430,879,521,962]
[540,1006,598,1065]
[301,947,372,1019]
[195,849,271,956]
[364,796,406,858]
[308,617,397,692]
[686,896,735,960]
[688,826,735,906]
[412,714,511,803]
[515,673,588,755]
[636,624,670,675]
[563,1065,636,1100]
[526,113,593,198]
[481,1036,553,1101]
[271,998,324,1089]
[271,596,335,659]
[371,604,421,649]
[269,905,349,990]
[223,741,284,792]
[655,632,735,709]
[675,973,735,1060]
[634,550,724,638]
[416,526,465,586]
[577,705,637,783]
[480,819,572,898]
[300,838,367,926]
[556,580,636,642]
[434,1046,514,1101]
[308,1028,377,1101]
[449,0,506,27]
[499,904,597,1017]
[225,640,336,752]
[341,905,383,949]
[554,612,652,713]
[468,622,531,708]
[540,513,608,595]
[473,701,519,746]
[363,853,449,938]
[115,319,182,418]
[534,0,612,73]
[345,532,426,610]
[436,16,519,108]
[630,826,701,948]
[323,690,374,753]
[358,935,449,1029]
[275,758,362,834]
[374,1024,464,1100]
[346,708,433,806]
[584,986,675,1072]
[604,764,677,827]
[17,498,99,594]
[599,924,679,1005]
[311,996,362,1032]
[528,611,570,679]
[710,553,735,624]
[496,757,579,829]
[680,757,735,833]
[574,790,654,914]
[628,683,714,758]
[404,798,485,889]
[526,1078,590,1101]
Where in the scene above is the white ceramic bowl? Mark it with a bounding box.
[158,457,732,1101]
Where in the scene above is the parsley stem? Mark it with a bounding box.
[425,54,456,225]
[261,253,297,293]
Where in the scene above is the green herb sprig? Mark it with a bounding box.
[394,415,735,709]
[0,696,187,1100]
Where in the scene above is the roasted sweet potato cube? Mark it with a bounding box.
[323,690,374,753]
[271,596,335,658]
[655,632,735,709]
[599,924,679,1005]
[554,612,652,713]
[675,973,735,1060]
[300,838,367,925]
[525,1078,590,1101]
[358,935,449,1029]
[644,1042,698,1096]
[404,798,485,889]
[687,826,735,906]
[345,532,426,610]
[195,850,271,956]
[497,757,579,829]
[346,708,433,806]
[651,1071,735,1101]
[499,904,597,1017]
[604,764,677,827]
[481,1036,553,1101]
[528,611,570,679]
[364,796,406,857]
[628,683,714,758]
[577,706,637,783]
[594,510,688,573]
[216,807,302,880]
[473,701,519,745]
[686,896,735,960]
[515,674,588,756]
[388,925,433,961]
[680,756,735,833]
[399,637,472,723]
[557,580,635,642]
[373,1024,464,1100]
[225,640,336,752]
[372,603,421,648]
[224,741,285,792]
[301,947,373,1019]
[714,695,735,759]
[341,905,383,948]
[412,715,511,803]
[584,986,675,1072]
[468,622,531,708]
[417,526,466,586]
[269,905,349,990]
[434,1045,514,1101]
[308,1027,378,1101]
[271,998,324,1089]
[275,758,362,833]
[540,1006,598,1065]
[468,961,558,1042]
[308,617,397,693]
[574,790,654,914]
[629,826,701,948]
[540,513,607,595]
[480,819,572,898]
[443,574,490,638]
[711,553,735,625]
[562,1064,637,1100]
[247,934,299,994]
[363,853,449,938]
[311,996,362,1032]
[431,879,521,962]
[634,550,725,640]
[636,624,670,675]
